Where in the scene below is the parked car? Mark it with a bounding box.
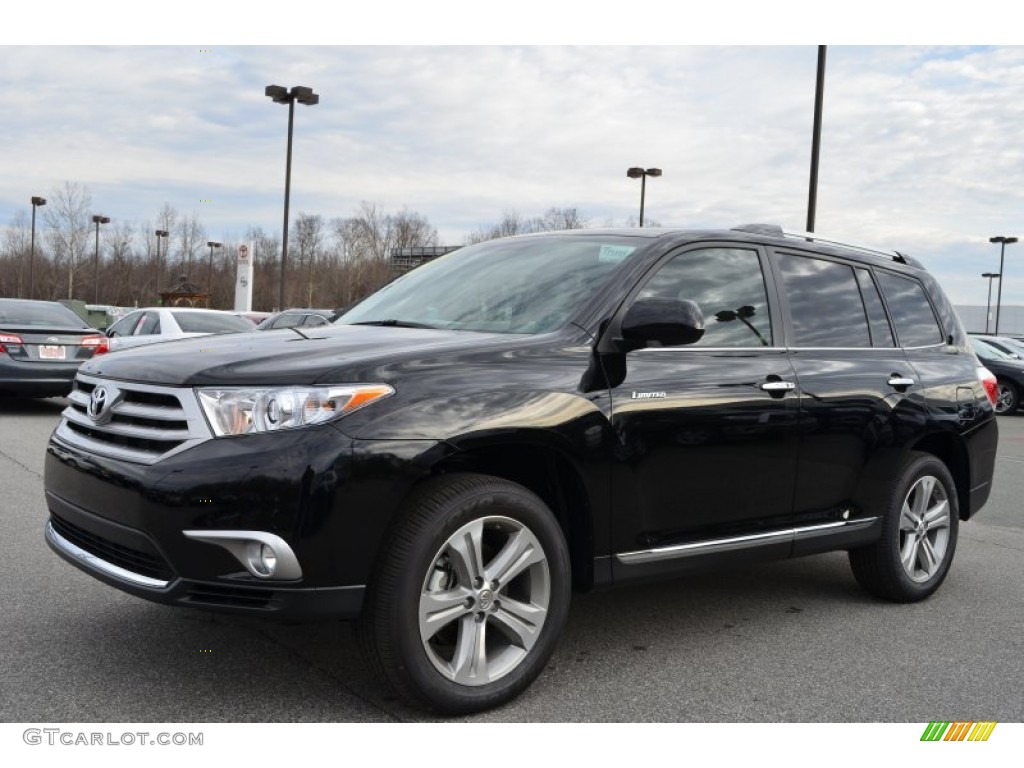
[969,336,1024,413]
[970,333,1024,360]
[254,308,345,330]
[0,298,108,398]
[105,307,255,351]
[44,225,998,714]
[236,311,273,325]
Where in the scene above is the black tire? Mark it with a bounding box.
[358,473,571,714]
[849,452,959,602]
[995,378,1019,414]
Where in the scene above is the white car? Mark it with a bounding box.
[105,307,255,351]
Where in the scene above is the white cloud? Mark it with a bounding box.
[2,44,1023,306]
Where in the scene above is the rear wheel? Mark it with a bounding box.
[995,378,1019,414]
[849,452,959,602]
[359,473,571,714]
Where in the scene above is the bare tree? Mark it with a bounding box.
[538,207,589,231]
[176,211,205,279]
[391,209,439,251]
[43,181,93,299]
[105,221,137,305]
[0,210,31,298]
[294,213,324,306]
[467,207,589,244]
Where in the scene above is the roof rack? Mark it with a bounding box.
[731,224,920,267]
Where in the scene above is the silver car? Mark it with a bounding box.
[105,307,255,351]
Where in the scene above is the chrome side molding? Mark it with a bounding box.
[616,518,878,565]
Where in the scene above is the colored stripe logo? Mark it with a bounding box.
[921,722,997,741]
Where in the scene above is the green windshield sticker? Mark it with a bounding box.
[598,245,635,263]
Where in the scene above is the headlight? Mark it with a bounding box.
[197,384,394,436]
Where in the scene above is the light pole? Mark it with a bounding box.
[92,215,110,304]
[626,167,662,227]
[29,196,46,299]
[206,241,222,304]
[991,236,1019,335]
[982,272,1001,334]
[266,84,319,310]
[806,45,827,233]
[155,229,169,299]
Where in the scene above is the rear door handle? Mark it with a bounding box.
[888,376,915,388]
[760,380,796,392]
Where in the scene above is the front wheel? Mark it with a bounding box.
[849,452,959,602]
[359,473,571,714]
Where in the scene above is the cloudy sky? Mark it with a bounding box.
[4,6,1023,307]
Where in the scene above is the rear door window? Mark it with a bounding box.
[775,253,871,348]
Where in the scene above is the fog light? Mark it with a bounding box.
[260,543,277,574]
[246,541,277,577]
[184,530,303,580]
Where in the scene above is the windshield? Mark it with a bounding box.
[339,235,642,334]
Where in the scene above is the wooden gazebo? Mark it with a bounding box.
[159,275,209,308]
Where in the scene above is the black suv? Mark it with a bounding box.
[44,225,999,713]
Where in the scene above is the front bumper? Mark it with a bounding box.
[45,509,364,619]
[43,419,433,621]
[44,484,366,620]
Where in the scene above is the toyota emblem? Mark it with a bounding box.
[87,386,111,422]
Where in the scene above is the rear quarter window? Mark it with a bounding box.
[875,271,944,347]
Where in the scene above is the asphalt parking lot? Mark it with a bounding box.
[1,396,1022,723]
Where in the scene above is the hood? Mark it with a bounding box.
[80,324,519,387]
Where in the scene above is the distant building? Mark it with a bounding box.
[954,305,1024,336]
[390,245,462,275]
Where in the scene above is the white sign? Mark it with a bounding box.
[234,241,254,312]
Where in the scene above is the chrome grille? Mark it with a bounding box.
[55,372,212,464]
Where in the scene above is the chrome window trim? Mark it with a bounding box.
[46,522,171,589]
[635,346,787,354]
[616,518,878,565]
[635,344,947,353]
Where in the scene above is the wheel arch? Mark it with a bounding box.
[424,440,601,593]
[908,431,972,521]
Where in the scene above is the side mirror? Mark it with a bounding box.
[621,298,705,347]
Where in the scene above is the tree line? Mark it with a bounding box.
[0,181,591,312]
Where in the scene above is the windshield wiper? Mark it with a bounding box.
[349,319,439,329]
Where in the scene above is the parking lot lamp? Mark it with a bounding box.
[626,167,662,227]
[155,230,169,298]
[991,236,1019,335]
[30,196,46,299]
[982,272,1000,334]
[266,84,319,311]
[206,241,222,303]
[92,215,110,304]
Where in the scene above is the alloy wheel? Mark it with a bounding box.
[897,474,951,583]
[418,515,551,686]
